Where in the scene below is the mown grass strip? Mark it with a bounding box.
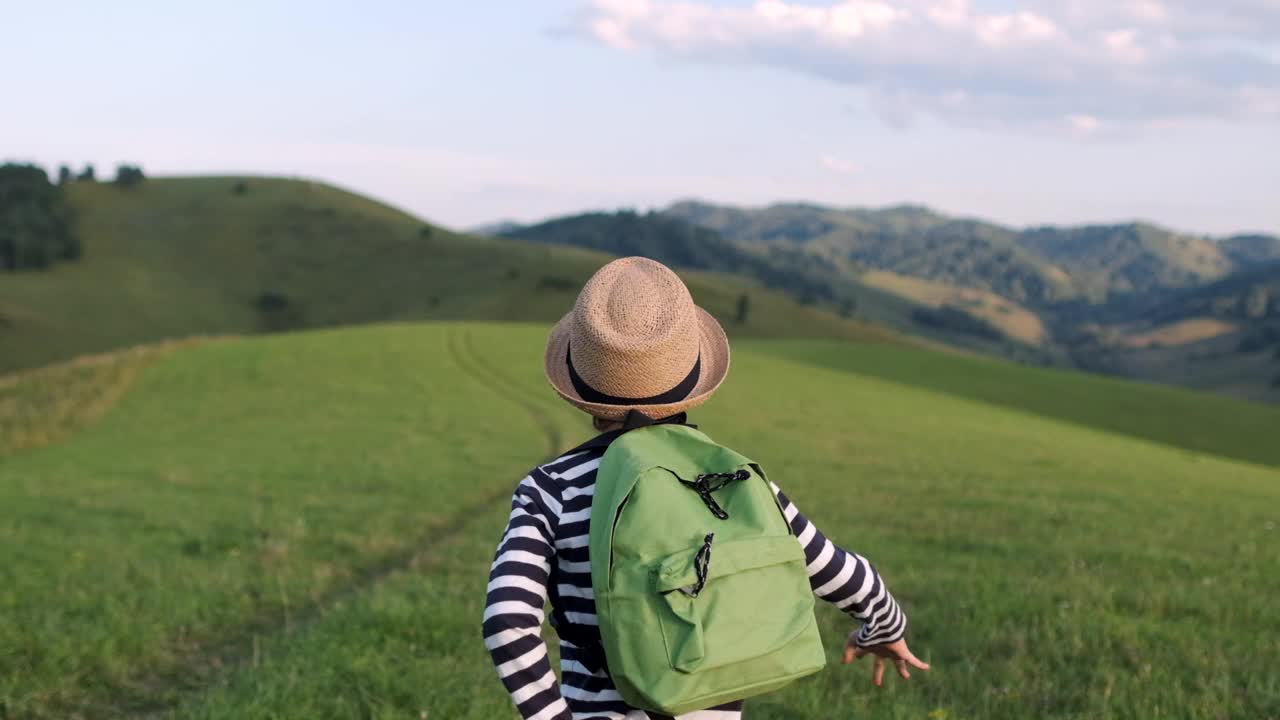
[0,339,209,458]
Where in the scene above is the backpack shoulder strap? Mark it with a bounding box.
[562,411,694,456]
[552,411,693,674]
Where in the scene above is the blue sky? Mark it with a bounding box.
[4,0,1278,235]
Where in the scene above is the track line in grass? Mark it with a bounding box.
[114,494,513,719]
[93,327,566,719]
[454,327,569,456]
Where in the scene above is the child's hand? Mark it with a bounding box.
[842,636,931,687]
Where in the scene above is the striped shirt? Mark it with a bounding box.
[482,438,906,720]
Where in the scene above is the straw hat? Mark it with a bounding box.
[545,257,730,422]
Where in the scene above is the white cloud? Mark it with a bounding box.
[1129,1,1168,23]
[820,154,859,173]
[1102,28,1147,63]
[572,0,1280,132]
[973,11,1059,48]
[1066,114,1101,134]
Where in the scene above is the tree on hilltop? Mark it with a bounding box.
[114,164,146,187]
[0,163,80,271]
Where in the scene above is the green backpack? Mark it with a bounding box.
[589,423,826,715]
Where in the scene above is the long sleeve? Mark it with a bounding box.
[482,471,573,720]
[770,481,907,648]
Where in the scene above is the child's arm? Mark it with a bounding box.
[769,480,931,684]
[482,472,572,720]
[769,480,907,647]
[771,480,930,685]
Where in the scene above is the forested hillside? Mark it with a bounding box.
[0,164,80,271]
[499,200,1280,401]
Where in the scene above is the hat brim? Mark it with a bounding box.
[544,306,731,422]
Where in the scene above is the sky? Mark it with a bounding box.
[4,0,1278,235]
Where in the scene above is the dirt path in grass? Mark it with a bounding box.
[87,327,571,719]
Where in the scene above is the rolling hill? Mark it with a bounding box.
[0,177,899,374]
[694,202,1280,401]
[498,200,1280,401]
[1144,260,1280,325]
[666,200,1280,305]
[1094,262,1280,397]
[3,323,1278,718]
[9,175,1273,400]
[665,200,1078,304]
[500,209,842,300]
[1014,223,1234,300]
[1220,234,1280,266]
[498,211,1055,363]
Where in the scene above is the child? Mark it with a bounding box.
[483,257,927,719]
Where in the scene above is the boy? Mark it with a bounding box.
[483,257,927,719]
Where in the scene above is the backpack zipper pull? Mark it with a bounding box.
[679,533,715,598]
[680,469,750,520]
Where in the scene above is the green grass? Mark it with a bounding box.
[749,340,1280,468]
[0,177,899,374]
[2,324,1278,719]
[0,324,586,717]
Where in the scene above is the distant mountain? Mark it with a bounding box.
[501,210,1075,363]
[668,200,1280,306]
[501,210,852,308]
[666,201,953,241]
[498,199,1280,402]
[1146,261,1280,325]
[1015,223,1234,299]
[468,219,525,236]
[666,200,1075,305]
[504,210,768,276]
[1081,262,1280,401]
[1220,234,1280,266]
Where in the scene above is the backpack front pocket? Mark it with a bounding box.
[653,534,813,674]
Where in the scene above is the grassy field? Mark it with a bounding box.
[750,339,1280,469]
[2,323,1278,719]
[0,178,897,374]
